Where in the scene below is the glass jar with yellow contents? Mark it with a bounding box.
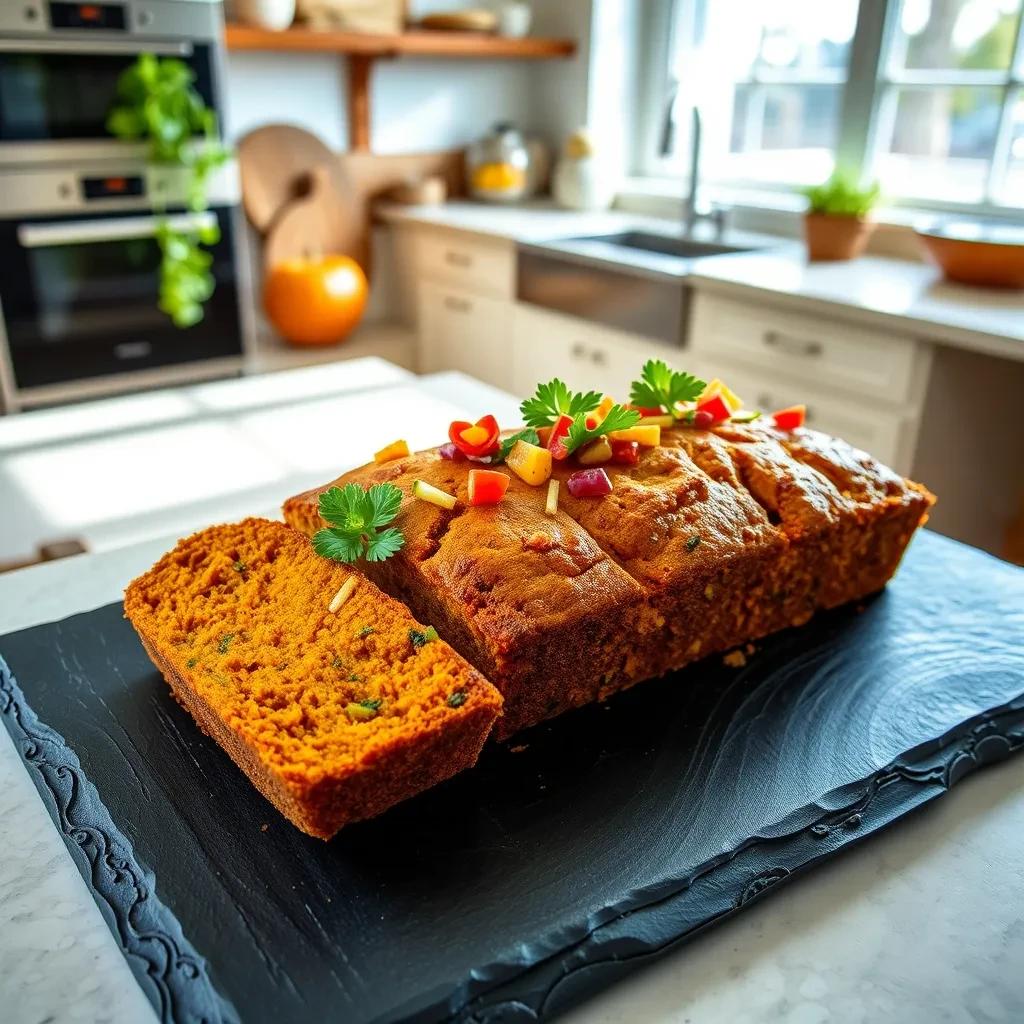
[466,123,532,203]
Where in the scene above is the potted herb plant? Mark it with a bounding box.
[801,172,881,262]
[107,54,229,327]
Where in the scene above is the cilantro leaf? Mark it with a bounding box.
[564,405,640,456]
[312,482,405,564]
[629,359,705,412]
[365,526,405,562]
[495,428,541,463]
[520,379,602,428]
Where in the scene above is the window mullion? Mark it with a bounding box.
[985,11,1024,202]
[835,0,899,179]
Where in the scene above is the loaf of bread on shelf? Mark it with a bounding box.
[283,421,934,738]
[124,518,503,839]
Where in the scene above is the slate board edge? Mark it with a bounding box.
[0,654,241,1024]
[1,646,1022,1024]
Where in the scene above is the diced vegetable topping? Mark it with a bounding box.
[607,424,660,446]
[496,428,541,463]
[563,404,640,456]
[692,409,715,429]
[467,469,511,505]
[686,535,701,552]
[546,413,575,461]
[413,479,458,510]
[438,441,465,461]
[730,410,762,424]
[374,439,410,464]
[695,393,732,425]
[545,479,560,516]
[447,691,467,708]
[629,359,705,414]
[638,413,675,428]
[699,378,744,413]
[346,702,379,721]
[576,436,613,465]
[313,483,405,564]
[505,438,553,485]
[566,467,613,498]
[610,439,640,465]
[772,404,806,430]
[593,395,615,422]
[328,576,358,613]
[448,414,501,458]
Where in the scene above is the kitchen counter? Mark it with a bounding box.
[1,361,1023,1024]
[379,200,1024,359]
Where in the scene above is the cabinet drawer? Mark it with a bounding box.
[418,284,512,388]
[413,229,515,299]
[700,360,911,472]
[690,292,920,405]
[513,304,676,399]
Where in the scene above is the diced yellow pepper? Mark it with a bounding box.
[607,424,661,446]
[459,424,491,447]
[412,479,458,510]
[576,437,612,465]
[545,479,560,516]
[700,378,743,412]
[505,439,553,486]
[639,414,675,428]
[374,439,410,464]
[593,395,615,422]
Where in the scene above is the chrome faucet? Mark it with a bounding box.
[660,100,728,239]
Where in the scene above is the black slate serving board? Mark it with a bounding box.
[2,530,1024,1024]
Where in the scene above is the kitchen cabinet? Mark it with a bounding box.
[688,291,933,476]
[417,283,512,388]
[512,303,677,399]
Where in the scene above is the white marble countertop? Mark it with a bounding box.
[378,200,1024,360]
[1,363,1023,1024]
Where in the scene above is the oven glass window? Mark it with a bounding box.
[0,44,214,143]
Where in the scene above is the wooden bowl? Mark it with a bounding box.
[916,221,1024,289]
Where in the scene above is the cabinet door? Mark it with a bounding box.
[418,283,512,388]
[513,303,680,400]
[700,359,912,472]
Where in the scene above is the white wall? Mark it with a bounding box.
[223,52,537,152]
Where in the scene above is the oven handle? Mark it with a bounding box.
[18,212,218,249]
[0,38,192,56]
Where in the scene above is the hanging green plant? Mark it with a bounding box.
[107,53,230,327]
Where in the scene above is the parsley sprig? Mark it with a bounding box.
[312,483,405,564]
[520,379,602,428]
[629,359,705,414]
[564,404,640,455]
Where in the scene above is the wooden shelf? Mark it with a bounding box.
[224,25,576,60]
[225,24,576,153]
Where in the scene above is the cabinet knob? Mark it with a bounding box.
[763,330,823,358]
[444,295,472,313]
[571,342,588,359]
[590,349,608,366]
[444,250,473,268]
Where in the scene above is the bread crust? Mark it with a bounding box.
[284,422,934,737]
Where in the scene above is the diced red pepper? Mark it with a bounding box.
[567,468,613,497]
[449,414,500,458]
[610,440,640,466]
[695,393,731,424]
[467,469,510,506]
[772,404,806,430]
[692,409,715,429]
[547,413,574,461]
[585,415,598,429]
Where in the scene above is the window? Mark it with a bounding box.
[640,0,1024,211]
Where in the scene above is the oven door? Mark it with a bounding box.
[0,206,243,391]
[0,38,216,150]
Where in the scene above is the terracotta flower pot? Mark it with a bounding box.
[803,212,875,262]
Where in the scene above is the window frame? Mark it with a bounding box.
[634,0,1024,217]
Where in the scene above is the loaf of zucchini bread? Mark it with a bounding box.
[125,518,502,839]
[283,421,933,738]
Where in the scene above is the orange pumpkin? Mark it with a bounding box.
[263,254,368,346]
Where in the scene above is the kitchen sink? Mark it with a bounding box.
[563,230,754,258]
